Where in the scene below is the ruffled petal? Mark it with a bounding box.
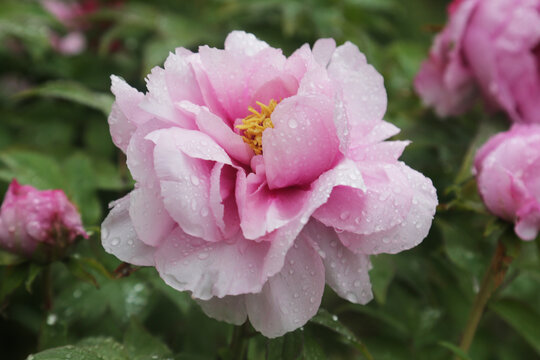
[149,130,224,241]
[314,162,412,235]
[245,235,325,338]
[337,164,437,254]
[101,195,156,266]
[153,227,293,299]
[197,295,247,326]
[263,94,340,189]
[328,42,387,154]
[312,38,336,67]
[177,101,254,164]
[129,187,175,247]
[303,219,373,304]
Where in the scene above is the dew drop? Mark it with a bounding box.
[288,119,298,129]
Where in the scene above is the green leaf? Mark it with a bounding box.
[310,309,373,360]
[30,337,128,360]
[0,151,64,189]
[63,153,101,225]
[437,341,472,360]
[490,298,540,354]
[303,334,326,359]
[0,249,26,266]
[0,264,26,302]
[16,81,113,115]
[369,254,395,304]
[123,319,173,360]
[25,263,44,293]
[64,257,100,289]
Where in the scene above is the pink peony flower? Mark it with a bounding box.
[474,124,540,241]
[415,0,540,123]
[101,31,438,337]
[0,180,88,260]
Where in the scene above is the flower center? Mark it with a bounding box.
[236,99,277,155]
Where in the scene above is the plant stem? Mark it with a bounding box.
[456,240,512,358]
[43,265,53,311]
[229,322,248,360]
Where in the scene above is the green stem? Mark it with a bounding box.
[229,322,248,360]
[43,265,53,311]
[456,240,512,358]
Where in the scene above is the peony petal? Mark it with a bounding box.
[312,38,336,67]
[337,163,437,254]
[154,227,294,299]
[314,162,412,235]
[224,30,270,56]
[328,42,387,154]
[109,75,150,152]
[197,295,247,326]
[149,131,223,241]
[139,66,196,129]
[164,49,204,106]
[146,127,232,165]
[101,195,156,266]
[263,94,340,189]
[199,45,286,122]
[126,118,170,184]
[303,219,373,304]
[245,235,325,338]
[210,163,241,239]
[178,102,254,164]
[129,187,175,247]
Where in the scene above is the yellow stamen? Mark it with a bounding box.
[236,99,277,155]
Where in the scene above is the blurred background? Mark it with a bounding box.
[1,0,539,359]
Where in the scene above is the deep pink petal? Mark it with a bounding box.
[263,94,340,189]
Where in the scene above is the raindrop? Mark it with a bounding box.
[197,252,209,260]
[288,119,298,129]
[111,238,121,246]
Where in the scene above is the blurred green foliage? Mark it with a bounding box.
[0,0,539,359]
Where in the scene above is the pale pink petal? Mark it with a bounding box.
[284,44,318,82]
[146,127,232,165]
[263,94,340,189]
[129,187,175,247]
[224,30,270,56]
[197,295,247,325]
[328,42,387,154]
[244,235,325,338]
[199,45,286,121]
[139,66,196,129]
[312,38,336,67]
[338,164,437,254]
[303,219,373,304]
[163,49,204,106]
[515,201,540,241]
[101,195,156,266]
[314,162,412,235]
[109,75,150,152]
[153,227,294,299]
[126,118,170,184]
[178,102,253,164]
[149,130,223,241]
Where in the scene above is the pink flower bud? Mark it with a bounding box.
[474,124,540,240]
[0,180,88,261]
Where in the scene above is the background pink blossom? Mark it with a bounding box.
[475,124,540,240]
[0,180,88,259]
[102,31,438,337]
[415,0,540,123]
